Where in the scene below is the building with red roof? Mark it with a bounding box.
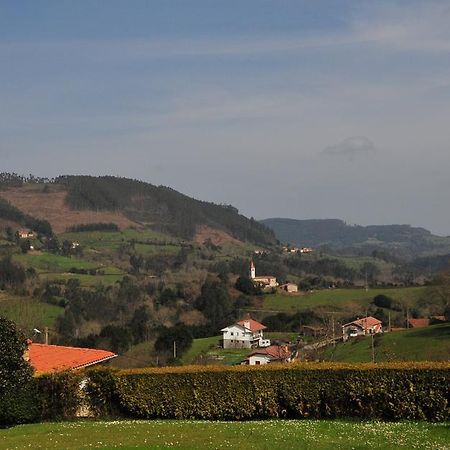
[221,316,270,349]
[26,342,117,373]
[243,345,292,365]
[342,316,382,340]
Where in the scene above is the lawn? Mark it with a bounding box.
[0,420,448,449]
[324,323,450,362]
[0,292,63,330]
[181,335,222,364]
[259,287,426,312]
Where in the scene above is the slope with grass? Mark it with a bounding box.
[0,292,63,331]
[258,286,426,313]
[324,323,450,362]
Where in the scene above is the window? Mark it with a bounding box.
[255,361,260,365]
[230,332,234,336]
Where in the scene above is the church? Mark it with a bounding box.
[249,259,278,288]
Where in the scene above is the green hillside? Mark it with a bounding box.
[324,323,450,362]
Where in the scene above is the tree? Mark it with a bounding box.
[0,317,38,425]
[195,277,233,328]
[235,276,261,295]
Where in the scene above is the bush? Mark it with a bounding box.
[0,317,38,426]
[80,363,450,422]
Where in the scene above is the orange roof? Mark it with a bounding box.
[408,318,430,328]
[236,318,267,332]
[28,343,117,373]
[343,316,382,330]
[249,345,291,360]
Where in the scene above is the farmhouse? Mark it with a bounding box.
[280,282,298,293]
[221,317,270,349]
[25,341,117,373]
[249,259,278,288]
[18,229,34,239]
[342,316,382,340]
[242,345,292,365]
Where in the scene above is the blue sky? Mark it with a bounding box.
[1,1,450,234]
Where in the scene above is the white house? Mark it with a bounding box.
[280,283,298,293]
[221,317,270,349]
[342,316,382,341]
[249,260,278,288]
[243,345,292,365]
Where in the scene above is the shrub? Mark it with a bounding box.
[82,363,450,422]
[0,317,38,426]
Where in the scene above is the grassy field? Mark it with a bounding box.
[0,292,63,330]
[259,287,426,312]
[60,229,178,252]
[14,253,98,271]
[0,420,448,449]
[324,323,450,362]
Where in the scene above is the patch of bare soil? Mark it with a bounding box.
[194,224,243,247]
[0,188,140,234]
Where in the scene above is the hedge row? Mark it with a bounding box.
[37,363,450,422]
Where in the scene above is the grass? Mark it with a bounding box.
[14,253,98,271]
[134,243,180,256]
[259,287,426,312]
[60,229,177,252]
[0,420,448,449]
[0,292,63,330]
[182,335,222,364]
[324,323,450,362]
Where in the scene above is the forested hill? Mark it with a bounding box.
[0,173,275,245]
[260,218,450,258]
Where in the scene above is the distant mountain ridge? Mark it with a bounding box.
[260,218,450,259]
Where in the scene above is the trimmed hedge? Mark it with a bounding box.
[80,363,449,422]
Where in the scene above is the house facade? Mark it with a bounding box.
[221,318,270,349]
[280,283,298,293]
[243,345,292,365]
[342,316,382,341]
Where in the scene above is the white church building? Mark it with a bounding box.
[249,259,278,288]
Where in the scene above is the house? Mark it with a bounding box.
[342,316,382,340]
[249,260,278,288]
[280,283,298,293]
[71,241,80,249]
[300,247,314,254]
[221,317,270,349]
[18,229,34,239]
[25,341,117,373]
[242,345,292,365]
[408,316,446,328]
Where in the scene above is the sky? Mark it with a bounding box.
[1,1,450,235]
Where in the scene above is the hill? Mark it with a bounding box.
[0,174,276,246]
[324,323,450,362]
[260,218,450,259]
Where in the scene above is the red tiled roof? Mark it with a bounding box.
[249,345,291,360]
[343,316,382,330]
[236,318,267,332]
[28,343,117,373]
[408,318,430,328]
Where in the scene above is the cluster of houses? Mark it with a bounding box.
[221,316,293,365]
[282,246,314,254]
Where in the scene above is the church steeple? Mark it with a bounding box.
[250,259,256,279]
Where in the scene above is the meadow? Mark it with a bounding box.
[0,420,448,450]
[259,286,426,312]
[0,292,63,330]
[324,323,450,362]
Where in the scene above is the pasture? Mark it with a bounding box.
[325,323,450,362]
[0,420,448,450]
[259,286,426,312]
[0,292,63,330]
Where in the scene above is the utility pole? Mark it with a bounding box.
[45,327,49,345]
[388,311,391,332]
[173,341,177,359]
[371,333,375,363]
